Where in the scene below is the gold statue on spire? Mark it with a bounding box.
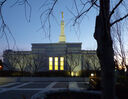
[62,12,64,19]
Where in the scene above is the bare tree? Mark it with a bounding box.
[13,52,29,72]
[64,0,128,99]
[112,23,127,71]
[93,1,128,99]
[88,54,100,70]
[3,50,47,73]
[3,50,17,70]
[3,50,31,72]
[83,55,91,70]
[66,53,81,75]
[30,54,47,73]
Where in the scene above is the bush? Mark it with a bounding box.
[0,70,70,77]
[0,70,101,77]
[0,70,31,77]
[34,71,70,77]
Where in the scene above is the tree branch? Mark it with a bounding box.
[0,0,17,49]
[11,0,32,22]
[73,3,93,26]
[73,0,98,26]
[91,0,100,7]
[39,0,58,39]
[0,0,10,48]
[109,0,123,19]
[48,0,58,16]
[74,0,79,15]
[110,13,128,26]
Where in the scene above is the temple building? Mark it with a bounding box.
[3,12,100,73]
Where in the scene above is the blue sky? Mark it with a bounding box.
[0,0,98,58]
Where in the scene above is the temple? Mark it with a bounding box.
[3,12,100,74]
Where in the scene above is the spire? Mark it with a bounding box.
[59,12,66,43]
[62,12,64,20]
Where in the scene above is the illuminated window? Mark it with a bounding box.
[54,57,58,70]
[71,72,74,76]
[49,57,53,70]
[60,57,64,70]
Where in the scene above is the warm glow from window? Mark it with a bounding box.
[60,57,64,61]
[54,57,58,70]
[60,62,63,66]
[49,57,52,61]
[49,57,53,70]
[71,72,74,76]
[60,57,64,70]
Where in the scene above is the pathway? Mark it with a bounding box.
[0,81,89,99]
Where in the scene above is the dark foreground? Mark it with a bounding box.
[44,90,101,99]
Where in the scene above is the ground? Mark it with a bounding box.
[0,81,89,99]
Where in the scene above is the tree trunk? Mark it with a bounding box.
[94,0,115,99]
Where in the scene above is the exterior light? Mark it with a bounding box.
[0,65,2,70]
[90,73,94,77]
[75,72,79,76]
[0,60,3,71]
[124,66,127,72]
[124,68,127,72]
[71,72,74,76]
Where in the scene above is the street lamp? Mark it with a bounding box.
[90,73,95,77]
[0,60,3,71]
[0,65,2,70]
